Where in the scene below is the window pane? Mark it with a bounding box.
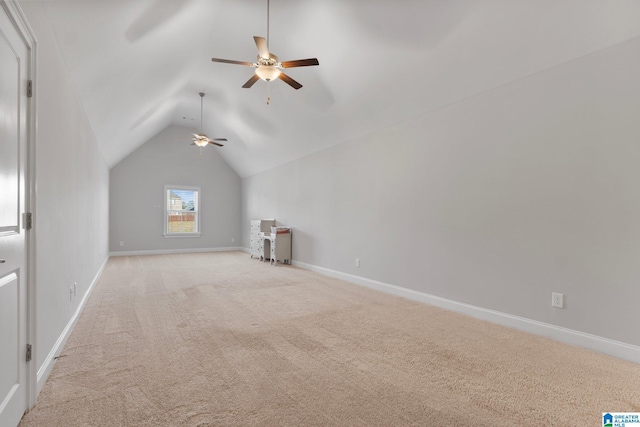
[167,211,196,233]
[165,187,199,235]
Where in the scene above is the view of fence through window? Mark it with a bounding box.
[166,188,198,233]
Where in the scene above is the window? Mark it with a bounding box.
[164,185,200,237]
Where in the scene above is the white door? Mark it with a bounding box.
[0,3,30,426]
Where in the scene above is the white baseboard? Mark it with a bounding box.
[109,247,244,257]
[36,255,109,393]
[292,260,640,365]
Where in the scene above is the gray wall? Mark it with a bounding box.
[110,125,241,253]
[243,36,640,347]
[20,2,110,371]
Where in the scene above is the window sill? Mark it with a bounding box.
[163,233,201,239]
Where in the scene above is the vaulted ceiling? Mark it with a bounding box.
[40,0,640,177]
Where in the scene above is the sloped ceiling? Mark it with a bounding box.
[39,0,640,177]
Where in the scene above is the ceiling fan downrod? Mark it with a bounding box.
[199,92,205,135]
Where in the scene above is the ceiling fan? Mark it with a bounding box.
[210,0,319,90]
[191,92,227,157]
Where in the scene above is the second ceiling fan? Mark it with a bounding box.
[211,0,319,90]
[191,92,227,158]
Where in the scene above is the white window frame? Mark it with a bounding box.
[164,185,201,238]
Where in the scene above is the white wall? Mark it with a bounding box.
[110,125,241,253]
[243,36,640,348]
[19,2,110,377]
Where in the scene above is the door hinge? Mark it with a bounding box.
[24,212,33,230]
[26,344,32,362]
[27,80,33,98]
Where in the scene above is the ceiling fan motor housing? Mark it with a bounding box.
[257,53,279,66]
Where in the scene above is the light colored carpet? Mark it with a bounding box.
[20,251,640,426]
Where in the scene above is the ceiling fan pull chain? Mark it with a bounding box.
[266,81,271,105]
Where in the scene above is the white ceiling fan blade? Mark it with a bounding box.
[254,36,269,59]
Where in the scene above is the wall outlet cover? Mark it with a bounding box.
[552,292,564,308]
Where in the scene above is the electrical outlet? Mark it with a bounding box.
[231,237,235,243]
[73,282,77,297]
[355,258,360,268]
[552,292,564,308]
[69,287,73,302]
[119,241,124,247]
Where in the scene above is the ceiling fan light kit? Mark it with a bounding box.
[192,135,209,147]
[255,65,281,81]
[210,0,319,90]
